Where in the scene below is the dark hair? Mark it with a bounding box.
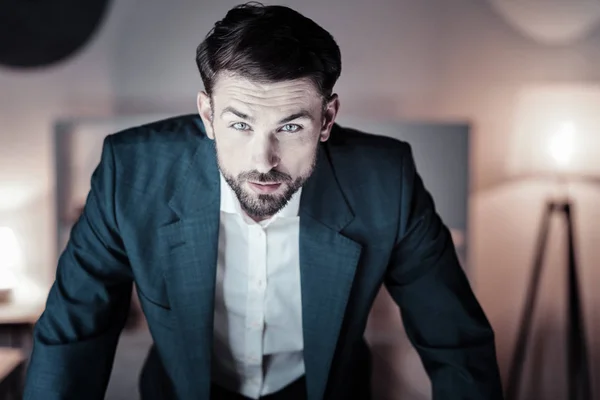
[196,2,341,99]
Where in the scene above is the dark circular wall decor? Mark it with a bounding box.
[0,0,112,69]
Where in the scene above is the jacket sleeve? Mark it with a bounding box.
[24,135,133,400]
[384,144,504,399]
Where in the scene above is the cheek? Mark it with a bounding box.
[215,133,248,173]
[278,139,318,175]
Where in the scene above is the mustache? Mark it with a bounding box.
[240,169,292,183]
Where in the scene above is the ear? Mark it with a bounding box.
[319,94,340,142]
[197,91,215,139]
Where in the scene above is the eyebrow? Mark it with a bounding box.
[220,106,314,124]
[221,106,254,122]
[277,110,314,124]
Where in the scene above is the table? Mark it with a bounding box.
[0,302,43,348]
[0,278,48,397]
[0,278,47,347]
[0,347,26,399]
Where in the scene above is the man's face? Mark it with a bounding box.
[197,73,339,220]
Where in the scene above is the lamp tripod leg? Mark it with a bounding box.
[564,203,591,400]
[506,202,554,400]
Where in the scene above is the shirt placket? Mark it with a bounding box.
[244,224,268,396]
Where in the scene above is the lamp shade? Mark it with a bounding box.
[487,0,600,45]
[507,84,600,181]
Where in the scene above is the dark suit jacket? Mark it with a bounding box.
[23,114,503,399]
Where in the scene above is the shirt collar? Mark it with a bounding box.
[219,173,302,220]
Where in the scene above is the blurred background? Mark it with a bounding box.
[1,0,600,399]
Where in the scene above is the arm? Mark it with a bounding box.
[24,135,133,400]
[385,145,503,399]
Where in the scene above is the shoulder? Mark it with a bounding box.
[105,113,210,167]
[324,124,416,224]
[107,113,208,153]
[326,123,413,175]
[103,113,212,193]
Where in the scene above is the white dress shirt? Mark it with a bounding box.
[211,174,305,398]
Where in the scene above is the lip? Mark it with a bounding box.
[248,181,282,194]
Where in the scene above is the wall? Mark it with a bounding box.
[2,0,600,396]
[0,0,136,284]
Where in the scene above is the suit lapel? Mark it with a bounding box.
[299,145,363,400]
[158,137,220,399]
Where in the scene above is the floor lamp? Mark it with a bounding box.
[505,84,600,400]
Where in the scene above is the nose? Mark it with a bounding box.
[251,135,279,173]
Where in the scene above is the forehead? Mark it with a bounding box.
[212,73,322,114]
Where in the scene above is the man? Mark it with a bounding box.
[24,3,503,400]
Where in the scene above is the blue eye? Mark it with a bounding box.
[281,124,301,133]
[231,122,250,131]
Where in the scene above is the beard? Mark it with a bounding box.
[217,151,317,220]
